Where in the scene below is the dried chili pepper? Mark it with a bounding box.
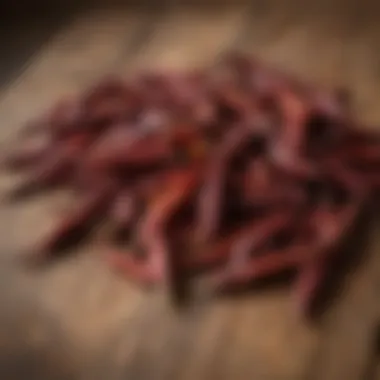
[28,178,117,263]
[187,208,296,271]
[108,166,200,293]
[195,125,252,245]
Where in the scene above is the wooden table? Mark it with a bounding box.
[0,2,380,379]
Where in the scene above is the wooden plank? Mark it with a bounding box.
[127,5,247,72]
[1,3,380,380]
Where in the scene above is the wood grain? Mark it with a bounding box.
[0,3,379,380]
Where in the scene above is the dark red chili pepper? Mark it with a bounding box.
[28,179,117,263]
[2,139,49,171]
[293,260,327,317]
[139,168,200,282]
[187,209,295,271]
[108,167,200,292]
[84,128,172,171]
[211,243,316,291]
[106,250,162,286]
[8,145,79,200]
[269,87,319,180]
[195,125,252,245]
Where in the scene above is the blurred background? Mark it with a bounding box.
[0,1,380,379]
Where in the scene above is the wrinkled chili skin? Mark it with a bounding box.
[4,52,380,318]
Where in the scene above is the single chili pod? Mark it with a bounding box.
[108,167,201,289]
[28,179,117,262]
[195,125,252,245]
[8,145,78,200]
[211,242,320,292]
[269,88,320,180]
[187,208,295,271]
[84,127,172,171]
[138,167,201,282]
[2,136,50,171]
[293,259,327,317]
[106,249,163,287]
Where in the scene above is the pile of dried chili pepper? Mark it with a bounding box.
[3,53,380,315]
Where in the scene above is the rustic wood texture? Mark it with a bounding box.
[0,2,379,380]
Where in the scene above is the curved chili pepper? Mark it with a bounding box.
[106,250,162,286]
[291,210,351,316]
[140,167,199,279]
[8,132,92,200]
[195,125,252,245]
[291,164,367,312]
[187,209,296,271]
[2,140,49,171]
[84,127,172,172]
[108,167,200,292]
[293,260,327,317]
[8,147,77,200]
[28,179,117,263]
[269,87,320,180]
[210,242,317,291]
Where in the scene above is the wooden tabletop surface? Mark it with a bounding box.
[0,2,380,379]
